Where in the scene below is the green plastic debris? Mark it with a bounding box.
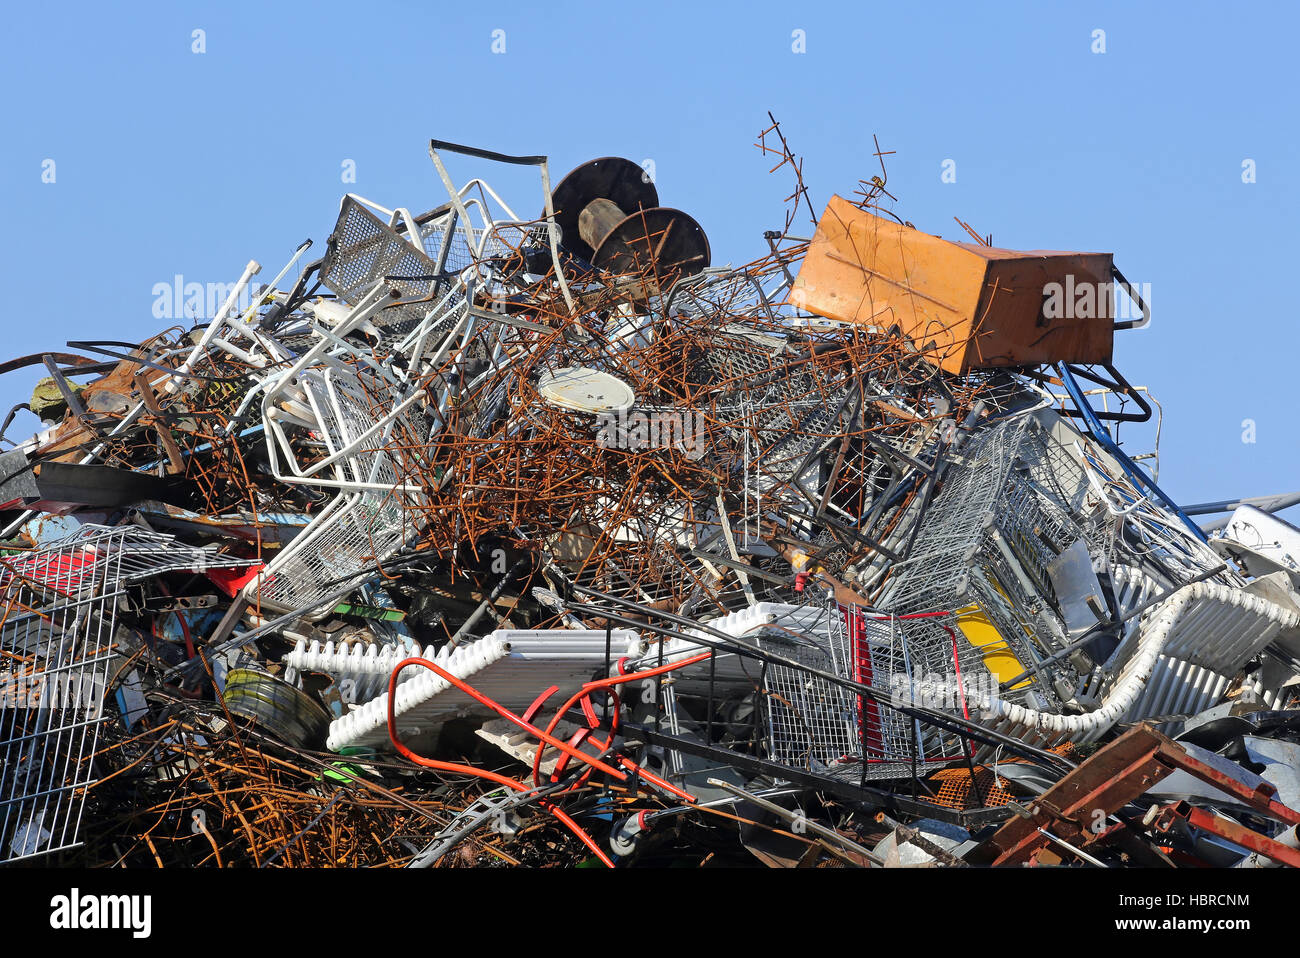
[31,377,83,421]
[332,602,407,622]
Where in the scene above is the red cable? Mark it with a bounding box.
[384,663,614,867]
[390,657,628,781]
[943,622,979,767]
[387,651,711,861]
[531,651,711,794]
[553,688,624,791]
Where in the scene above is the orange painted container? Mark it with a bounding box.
[791,196,1115,374]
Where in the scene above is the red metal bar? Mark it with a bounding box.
[1155,801,1300,869]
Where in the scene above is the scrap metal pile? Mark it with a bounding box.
[4,128,1300,868]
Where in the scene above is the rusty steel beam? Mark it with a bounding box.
[1151,801,1300,869]
[982,722,1300,866]
[982,725,1177,865]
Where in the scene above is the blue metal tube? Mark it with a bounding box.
[1056,363,1207,543]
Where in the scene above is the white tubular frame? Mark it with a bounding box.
[976,577,1300,748]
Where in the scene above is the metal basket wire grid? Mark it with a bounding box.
[874,409,1234,712]
[322,197,461,343]
[256,367,426,614]
[0,526,254,862]
[753,603,984,782]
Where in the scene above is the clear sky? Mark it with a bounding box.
[2,1,1295,516]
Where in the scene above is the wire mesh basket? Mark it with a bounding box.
[255,375,425,614]
[0,525,253,862]
[745,602,981,782]
[321,197,453,341]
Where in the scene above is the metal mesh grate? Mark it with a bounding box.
[753,605,978,782]
[878,415,1034,614]
[258,492,415,613]
[665,268,781,322]
[831,608,980,775]
[258,369,424,613]
[321,198,450,339]
[929,766,1014,810]
[876,408,1236,712]
[0,526,253,862]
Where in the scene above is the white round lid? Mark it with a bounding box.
[537,366,636,414]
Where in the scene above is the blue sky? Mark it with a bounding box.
[1,1,1295,514]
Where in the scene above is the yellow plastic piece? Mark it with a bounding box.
[954,605,1032,690]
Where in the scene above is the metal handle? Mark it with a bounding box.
[1111,264,1149,331]
[428,138,547,167]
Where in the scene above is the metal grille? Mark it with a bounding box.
[477,222,539,264]
[756,388,848,485]
[929,766,1014,809]
[758,629,859,772]
[0,526,253,862]
[876,408,1237,716]
[258,368,424,613]
[692,330,788,394]
[879,414,1033,613]
[258,491,415,613]
[833,609,980,775]
[422,214,476,277]
[665,268,781,322]
[753,605,978,782]
[874,416,1085,707]
[321,198,448,338]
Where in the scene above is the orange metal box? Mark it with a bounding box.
[790,196,1115,374]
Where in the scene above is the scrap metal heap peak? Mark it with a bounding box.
[2,132,1299,869]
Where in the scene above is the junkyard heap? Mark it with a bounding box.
[3,130,1300,869]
